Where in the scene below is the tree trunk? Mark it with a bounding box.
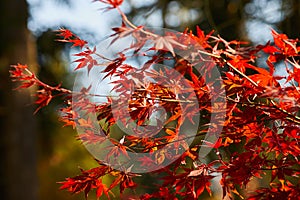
[0,0,38,199]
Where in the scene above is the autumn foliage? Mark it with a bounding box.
[10,0,300,199]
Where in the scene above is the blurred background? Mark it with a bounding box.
[0,0,299,199]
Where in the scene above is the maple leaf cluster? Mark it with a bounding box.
[10,0,300,199]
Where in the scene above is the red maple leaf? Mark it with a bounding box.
[94,0,124,9]
[56,28,73,39]
[34,89,53,114]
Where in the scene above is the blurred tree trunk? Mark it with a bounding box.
[0,0,38,200]
[280,0,300,38]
